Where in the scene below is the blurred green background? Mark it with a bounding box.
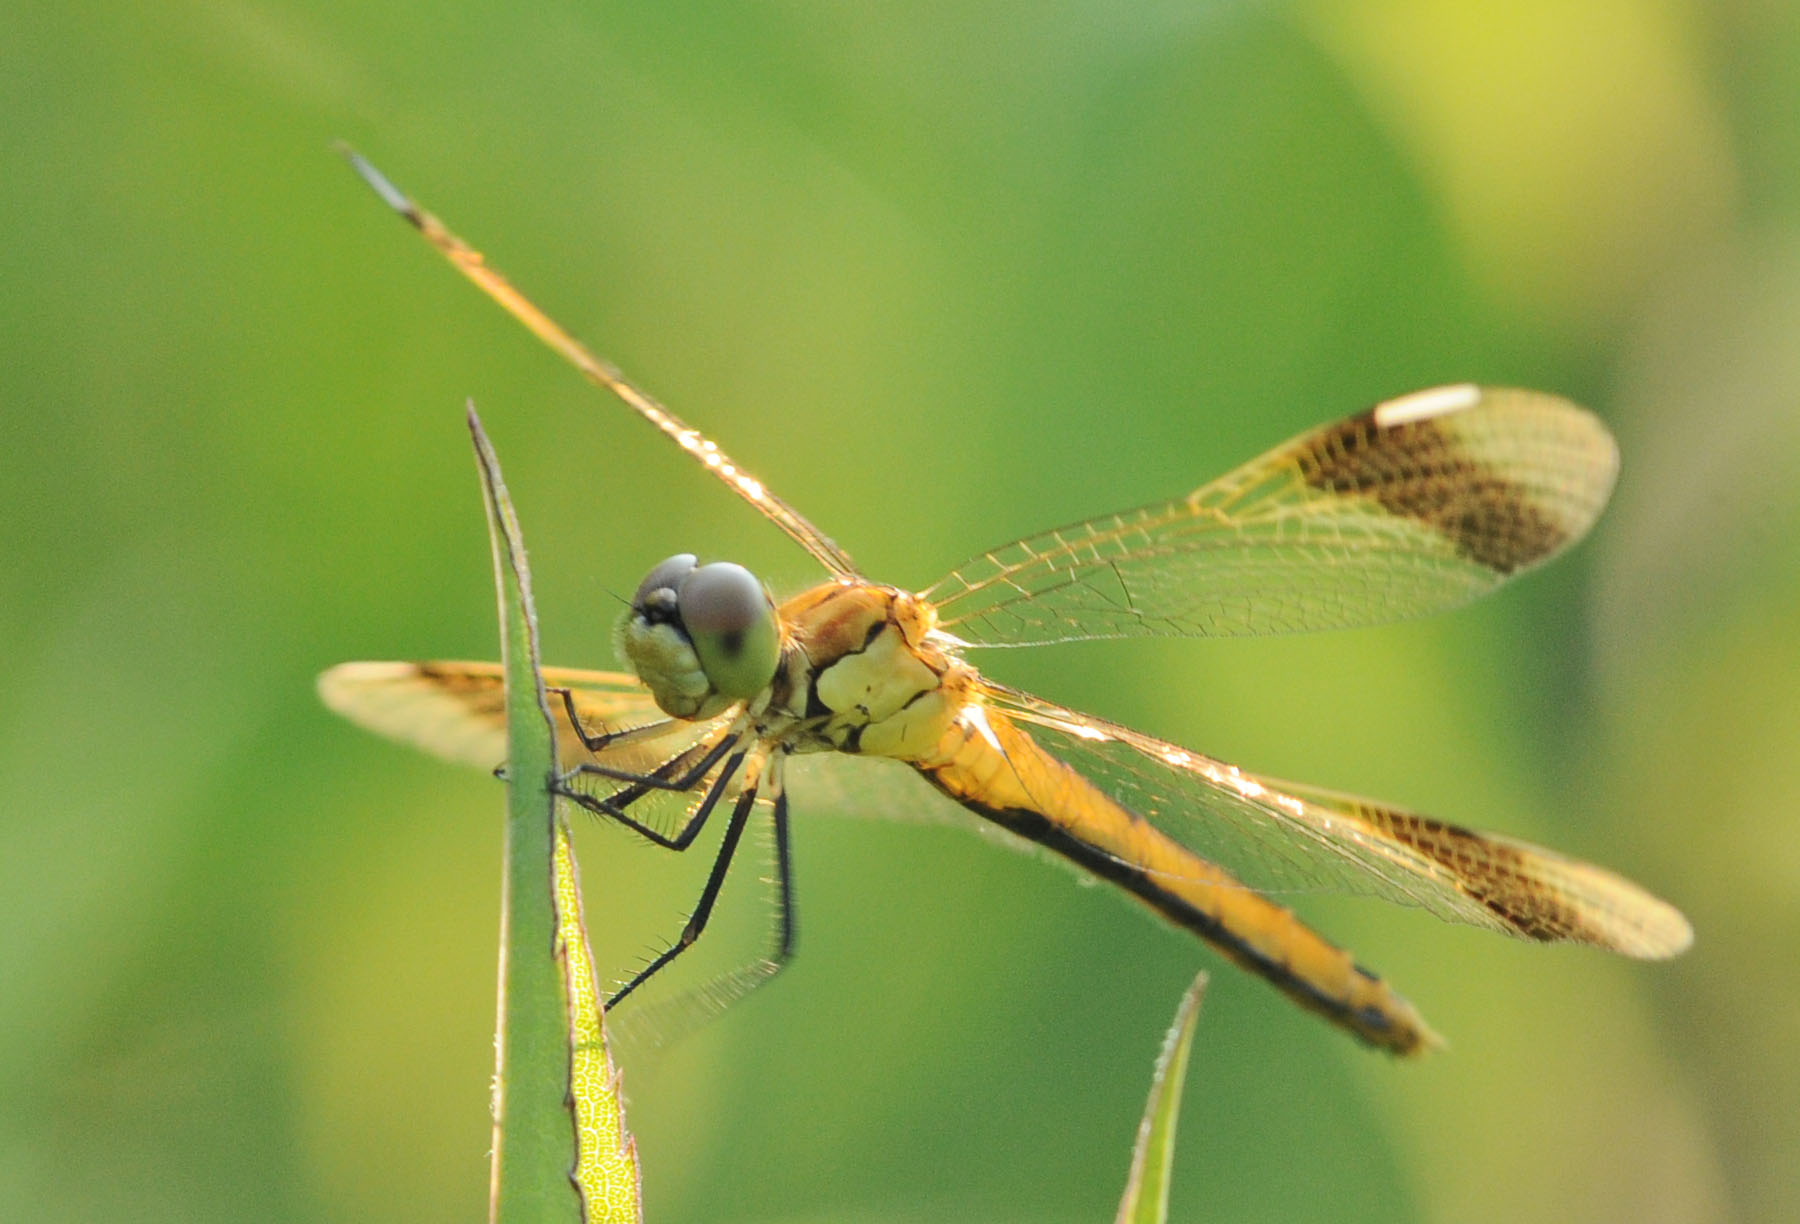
[5,2,1797,1221]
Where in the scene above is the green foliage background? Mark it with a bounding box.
[5,3,1796,1221]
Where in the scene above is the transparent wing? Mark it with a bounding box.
[982,682,1692,958]
[925,386,1618,646]
[318,659,749,842]
[317,660,710,769]
[341,150,857,577]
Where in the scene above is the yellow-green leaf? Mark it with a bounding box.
[1115,972,1208,1224]
[472,406,640,1223]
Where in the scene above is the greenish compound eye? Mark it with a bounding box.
[677,562,780,700]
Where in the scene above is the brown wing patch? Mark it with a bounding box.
[318,660,669,769]
[1298,409,1567,574]
[980,681,1691,961]
[1281,789,1693,960]
[1348,804,1596,943]
[926,386,1617,646]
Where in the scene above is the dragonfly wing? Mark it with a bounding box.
[982,683,1692,958]
[342,150,857,577]
[318,660,711,771]
[319,659,752,847]
[1268,776,1695,959]
[926,386,1618,646]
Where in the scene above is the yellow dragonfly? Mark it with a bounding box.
[320,151,1691,1056]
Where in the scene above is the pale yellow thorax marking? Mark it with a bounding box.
[773,582,964,761]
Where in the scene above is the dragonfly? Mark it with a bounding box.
[319,151,1691,1056]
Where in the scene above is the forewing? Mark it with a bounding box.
[926,386,1618,646]
[984,684,1691,958]
[317,660,711,772]
[318,660,752,844]
[342,149,857,578]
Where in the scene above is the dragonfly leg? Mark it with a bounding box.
[598,762,798,1038]
[767,778,797,972]
[499,717,691,788]
[607,781,761,1008]
[547,686,679,754]
[555,732,741,827]
[560,728,739,795]
[564,749,747,851]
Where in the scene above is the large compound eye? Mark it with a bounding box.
[631,553,698,624]
[678,562,780,700]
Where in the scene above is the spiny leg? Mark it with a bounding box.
[547,686,677,755]
[496,716,720,792]
[583,748,747,852]
[556,731,742,831]
[767,770,797,975]
[599,758,799,1051]
[606,780,762,1009]
[563,728,739,796]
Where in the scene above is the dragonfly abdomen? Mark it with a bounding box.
[915,709,1443,1056]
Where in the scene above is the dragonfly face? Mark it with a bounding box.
[321,151,1693,1056]
[621,553,782,719]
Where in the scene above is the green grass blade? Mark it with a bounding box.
[1115,973,1209,1224]
[471,405,639,1223]
[556,826,641,1215]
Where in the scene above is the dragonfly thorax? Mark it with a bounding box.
[618,553,782,719]
[773,580,966,760]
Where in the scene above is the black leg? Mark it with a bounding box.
[767,782,797,974]
[606,781,760,1009]
[597,760,799,1040]
[493,704,691,787]
[555,732,742,829]
[548,686,678,754]
[581,749,747,851]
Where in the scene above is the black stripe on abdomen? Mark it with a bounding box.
[915,766,1418,1054]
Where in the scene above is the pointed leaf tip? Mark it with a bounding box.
[1115,973,1207,1224]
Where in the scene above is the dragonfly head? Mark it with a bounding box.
[618,553,781,719]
